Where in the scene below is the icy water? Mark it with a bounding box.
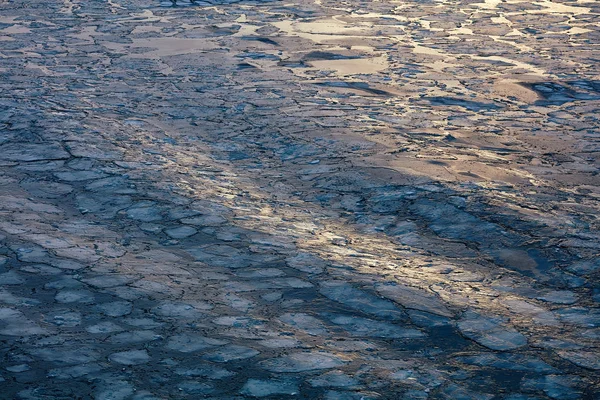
[0,0,599,398]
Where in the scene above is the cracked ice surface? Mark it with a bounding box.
[0,0,599,398]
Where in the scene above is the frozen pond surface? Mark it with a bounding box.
[0,0,599,398]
